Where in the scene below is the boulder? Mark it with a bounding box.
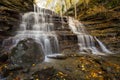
[9,38,45,66]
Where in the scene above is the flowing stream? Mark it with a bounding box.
[69,17,112,55]
[3,5,59,55]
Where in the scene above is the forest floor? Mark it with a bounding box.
[0,53,120,80]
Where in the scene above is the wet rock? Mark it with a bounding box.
[106,67,112,72]
[7,64,23,72]
[22,68,30,73]
[0,64,23,79]
[93,58,105,65]
[47,54,67,60]
[82,49,92,54]
[9,38,45,66]
[64,66,73,72]
[0,53,8,64]
[32,67,73,80]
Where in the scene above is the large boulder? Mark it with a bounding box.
[9,38,45,66]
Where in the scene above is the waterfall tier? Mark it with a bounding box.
[3,5,61,55]
[69,17,112,55]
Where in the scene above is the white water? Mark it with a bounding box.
[3,5,59,55]
[2,2,112,57]
[69,17,112,55]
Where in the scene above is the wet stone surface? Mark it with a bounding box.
[9,38,45,67]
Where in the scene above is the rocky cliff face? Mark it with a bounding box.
[0,0,33,42]
[0,0,119,54]
[82,10,120,54]
[65,0,120,53]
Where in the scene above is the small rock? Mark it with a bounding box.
[64,66,72,72]
[22,68,30,73]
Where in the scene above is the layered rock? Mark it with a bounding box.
[0,0,33,41]
[65,0,120,53]
[82,10,120,54]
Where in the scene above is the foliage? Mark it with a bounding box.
[34,0,91,13]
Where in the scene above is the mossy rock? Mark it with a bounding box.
[10,38,45,67]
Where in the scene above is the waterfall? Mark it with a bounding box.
[68,17,112,55]
[2,2,112,56]
[3,5,59,55]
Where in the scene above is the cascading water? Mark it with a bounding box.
[3,4,59,56]
[2,0,112,58]
[69,17,112,55]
